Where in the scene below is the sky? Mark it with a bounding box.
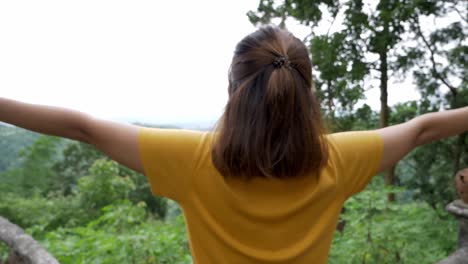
[0,0,420,128]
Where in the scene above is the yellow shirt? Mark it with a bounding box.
[138,128,383,264]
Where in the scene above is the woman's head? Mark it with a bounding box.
[212,25,328,179]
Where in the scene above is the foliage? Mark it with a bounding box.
[0,124,39,172]
[42,201,191,264]
[77,159,135,213]
[329,178,457,263]
[52,141,168,218]
[399,138,463,208]
[0,133,178,262]
[0,193,83,236]
[388,100,468,206]
[309,31,367,131]
[52,140,103,195]
[0,242,8,263]
[118,164,168,219]
[0,135,62,196]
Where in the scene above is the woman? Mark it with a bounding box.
[1,26,467,263]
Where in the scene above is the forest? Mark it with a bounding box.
[1,0,467,263]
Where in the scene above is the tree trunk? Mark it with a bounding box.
[379,32,396,202]
[384,166,396,201]
[327,79,335,131]
[453,134,467,176]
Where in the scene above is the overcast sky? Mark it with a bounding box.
[1,0,420,128]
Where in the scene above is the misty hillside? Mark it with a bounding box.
[0,124,40,172]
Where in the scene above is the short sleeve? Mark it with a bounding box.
[328,131,384,199]
[138,127,204,202]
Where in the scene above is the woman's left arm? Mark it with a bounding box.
[0,97,143,173]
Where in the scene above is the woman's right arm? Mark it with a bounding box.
[0,97,143,173]
[377,106,468,173]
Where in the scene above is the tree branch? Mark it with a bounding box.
[412,16,458,96]
[450,3,468,23]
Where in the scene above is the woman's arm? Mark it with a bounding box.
[377,106,468,173]
[0,97,143,173]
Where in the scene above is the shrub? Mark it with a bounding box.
[43,201,191,264]
[329,184,457,263]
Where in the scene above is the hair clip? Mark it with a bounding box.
[272,56,290,69]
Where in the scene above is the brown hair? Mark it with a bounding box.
[212,25,328,179]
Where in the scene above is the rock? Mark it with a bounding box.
[438,200,468,264]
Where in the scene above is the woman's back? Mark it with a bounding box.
[139,128,383,263]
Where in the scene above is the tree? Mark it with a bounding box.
[52,141,103,195]
[0,125,39,172]
[0,136,61,197]
[53,141,168,218]
[77,160,136,213]
[248,0,467,202]
[393,0,468,207]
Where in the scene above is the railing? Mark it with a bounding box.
[0,216,58,264]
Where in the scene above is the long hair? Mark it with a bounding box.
[212,26,328,179]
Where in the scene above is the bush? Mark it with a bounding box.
[43,200,192,264]
[0,241,9,262]
[0,193,83,236]
[77,160,135,213]
[329,183,457,264]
